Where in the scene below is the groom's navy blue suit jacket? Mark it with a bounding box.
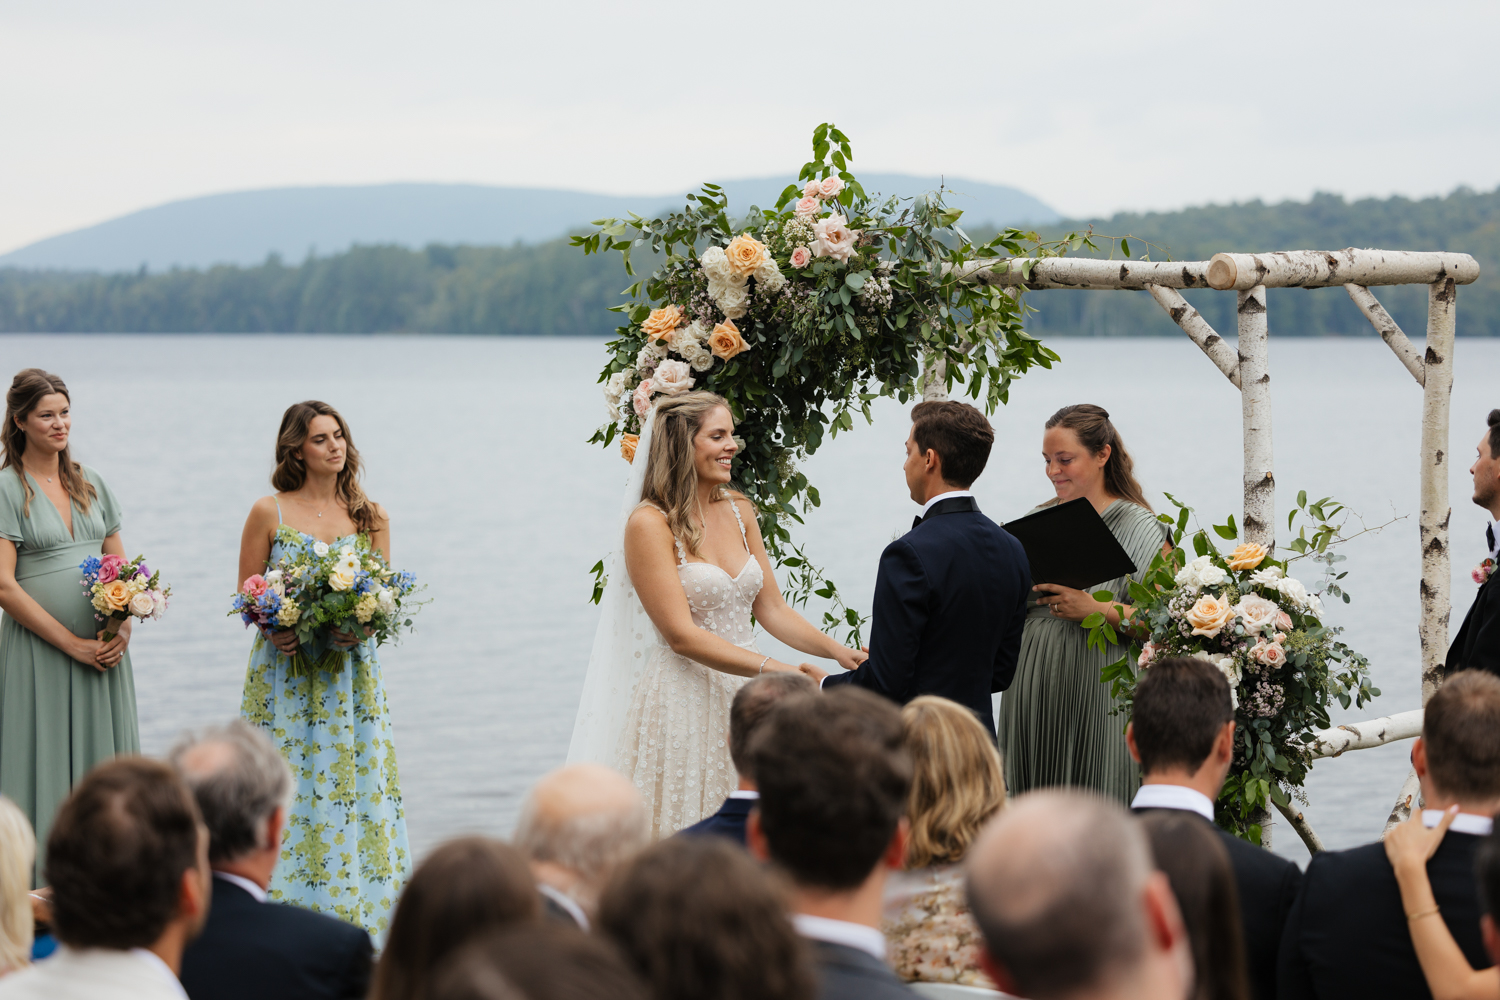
[823,496,1030,731]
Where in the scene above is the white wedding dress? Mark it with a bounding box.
[567,408,763,838]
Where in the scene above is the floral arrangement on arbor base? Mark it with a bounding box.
[580,124,1064,640]
[1089,493,1379,845]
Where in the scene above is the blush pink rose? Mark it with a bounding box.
[812,214,858,262]
[241,574,268,597]
[632,379,654,417]
[802,180,821,199]
[789,246,811,268]
[1138,642,1158,668]
[1254,641,1288,668]
[1276,610,1293,630]
[795,196,820,217]
[97,553,126,584]
[818,176,845,199]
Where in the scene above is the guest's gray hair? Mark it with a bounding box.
[169,719,292,864]
[966,791,1154,999]
[512,784,649,886]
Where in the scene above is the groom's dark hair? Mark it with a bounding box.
[1130,656,1234,776]
[911,401,994,488]
[748,687,912,890]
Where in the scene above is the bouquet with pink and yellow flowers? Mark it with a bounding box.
[79,553,170,641]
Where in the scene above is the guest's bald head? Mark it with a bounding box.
[513,764,648,896]
[967,791,1156,1000]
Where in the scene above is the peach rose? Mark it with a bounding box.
[803,179,821,199]
[708,320,749,361]
[725,235,769,277]
[795,196,820,217]
[1276,611,1293,631]
[620,433,639,464]
[818,175,845,199]
[789,246,811,268]
[1253,641,1287,668]
[1185,593,1234,638]
[640,305,684,343]
[1227,542,1268,571]
[102,579,131,612]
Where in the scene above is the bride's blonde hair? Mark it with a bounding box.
[640,391,745,556]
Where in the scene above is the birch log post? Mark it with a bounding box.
[1419,279,1457,704]
[1237,285,1274,548]
[921,354,949,402]
[1147,285,1241,387]
[1346,284,1425,386]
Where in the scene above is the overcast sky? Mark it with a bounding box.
[3,0,1498,254]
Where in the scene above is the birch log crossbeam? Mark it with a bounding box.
[949,258,1214,290]
[1146,285,1241,388]
[1346,283,1425,386]
[1206,250,1478,291]
[1306,709,1423,759]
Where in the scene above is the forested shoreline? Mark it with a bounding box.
[3,186,1497,336]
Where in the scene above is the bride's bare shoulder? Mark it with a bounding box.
[627,502,671,533]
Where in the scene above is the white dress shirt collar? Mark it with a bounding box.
[792,913,887,961]
[130,948,190,999]
[728,789,759,800]
[538,884,591,932]
[1130,784,1216,824]
[213,871,268,903]
[920,490,975,518]
[1423,809,1495,836]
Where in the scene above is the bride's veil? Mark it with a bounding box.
[566,409,659,766]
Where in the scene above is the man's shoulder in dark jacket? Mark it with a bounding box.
[809,940,915,1000]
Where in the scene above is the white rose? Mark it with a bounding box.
[128,592,155,618]
[329,566,356,592]
[1174,555,1218,588]
[811,213,858,262]
[678,320,708,346]
[709,276,750,319]
[1305,593,1325,618]
[1250,565,1284,587]
[1198,563,1227,587]
[1276,576,1310,609]
[652,359,695,395]
[377,588,396,615]
[677,337,714,372]
[604,371,628,403]
[1232,594,1280,635]
[1192,650,1242,707]
[753,257,786,294]
[312,541,330,557]
[700,246,733,281]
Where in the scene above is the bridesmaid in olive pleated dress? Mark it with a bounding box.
[997,404,1169,804]
[0,369,139,883]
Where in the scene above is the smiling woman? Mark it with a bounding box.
[0,368,139,885]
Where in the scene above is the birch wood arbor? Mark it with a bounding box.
[937,247,1480,850]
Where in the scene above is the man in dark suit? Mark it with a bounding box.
[1447,409,1500,678]
[1125,656,1301,1000]
[813,401,1030,731]
[746,687,916,999]
[1279,671,1500,998]
[679,672,815,846]
[172,720,372,1000]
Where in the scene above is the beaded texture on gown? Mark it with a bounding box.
[614,502,759,839]
[997,499,1169,803]
[0,467,138,885]
[239,518,410,943]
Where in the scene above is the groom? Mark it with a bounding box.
[809,400,1030,732]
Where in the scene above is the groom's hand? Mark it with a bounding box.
[798,663,829,684]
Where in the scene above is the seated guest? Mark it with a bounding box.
[172,720,374,1000]
[599,836,814,1000]
[512,763,649,930]
[881,695,1004,988]
[0,757,211,1000]
[680,672,815,845]
[0,797,33,977]
[1126,655,1300,1000]
[966,789,1191,1000]
[433,924,650,1000]
[1279,670,1500,998]
[746,686,917,1000]
[370,836,539,1000]
[1140,810,1250,1000]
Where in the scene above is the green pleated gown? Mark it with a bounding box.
[0,467,139,884]
[998,499,1167,804]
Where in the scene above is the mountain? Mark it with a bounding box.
[0,176,1059,273]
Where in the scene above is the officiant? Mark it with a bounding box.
[997,404,1169,804]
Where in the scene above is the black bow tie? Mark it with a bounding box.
[1488,523,1495,554]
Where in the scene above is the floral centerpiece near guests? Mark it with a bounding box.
[80,553,170,641]
[1088,492,1379,844]
[231,526,422,676]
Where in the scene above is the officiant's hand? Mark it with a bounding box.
[1033,584,1104,623]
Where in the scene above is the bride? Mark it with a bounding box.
[569,391,865,836]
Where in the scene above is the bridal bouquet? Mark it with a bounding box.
[80,554,170,641]
[1088,493,1378,843]
[231,527,423,676]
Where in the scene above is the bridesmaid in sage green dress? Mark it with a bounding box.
[998,404,1169,804]
[0,369,138,884]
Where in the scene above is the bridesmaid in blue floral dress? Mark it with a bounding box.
[235,400,410,942]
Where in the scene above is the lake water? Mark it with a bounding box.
[4,332,1497,868]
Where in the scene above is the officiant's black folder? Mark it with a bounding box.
[1002,498,1138,591]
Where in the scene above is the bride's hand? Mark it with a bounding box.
[832,646,868,672]
[797,663,829,684]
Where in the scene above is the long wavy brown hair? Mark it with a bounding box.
[640,391,746,556]
[270,401,379,534]
[2,368,97,518]
[1044,403,1152,512]
[900,696,1007,869]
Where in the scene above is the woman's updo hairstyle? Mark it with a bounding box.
[2,368,97,517]
[270,401,380,534]
[640,391,744,557]
[1045,404,1152,511]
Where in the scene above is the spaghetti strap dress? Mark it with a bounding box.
[997,499,1169,804]
[0,466,138,885]
[239,503,410,943]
